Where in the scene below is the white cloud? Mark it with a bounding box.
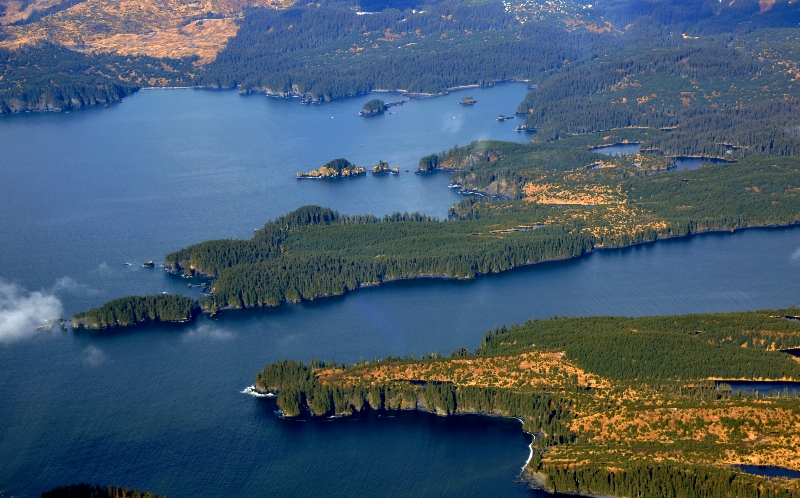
[182,323,233,343]
[93,262,112,274]
[82,345,107,366]
[51,277,99,296]
[442,114,464,133]
[792,247,800,261]
[0,280,64,344]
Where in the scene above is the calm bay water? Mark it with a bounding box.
[0,83,529,311]
[589,143,641,156]
[590,143,734,169]
[1,84,800,497]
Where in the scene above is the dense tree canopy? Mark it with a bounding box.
[72,295,199,329]
[0,43,197,114]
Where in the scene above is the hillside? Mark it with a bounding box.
[2,0,798,112]
[0,0,292,61]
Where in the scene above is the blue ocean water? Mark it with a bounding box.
[1,84,799,497]
[0,83,530,314]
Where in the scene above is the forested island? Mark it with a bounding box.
[74,139,800,327]
[371,160,399,175]
[255,308,800,497]
[6,0,800,495]
[359,99,386,116]
[296,158,366,178]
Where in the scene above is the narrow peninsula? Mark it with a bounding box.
[74,138,800,328]
[255,308,800,498]
[72,294,199,330]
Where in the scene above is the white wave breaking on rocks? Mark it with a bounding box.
[241,385,276,398]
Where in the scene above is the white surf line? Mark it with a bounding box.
[522,440,534,472]
[241,385,276,397]
[516,417,535,472]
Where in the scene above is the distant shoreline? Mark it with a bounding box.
[235,78,529,104]
[1,79,531,117]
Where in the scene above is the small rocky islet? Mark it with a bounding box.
[296,158,366,178]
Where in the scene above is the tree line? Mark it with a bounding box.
[42,484,163,498]
[4,0,799,117]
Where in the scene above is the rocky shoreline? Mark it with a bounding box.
[0,93,129,115]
